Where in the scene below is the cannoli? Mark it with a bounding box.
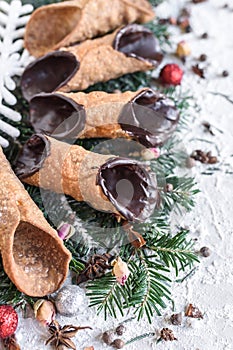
[28,88,180,148]
[15,134,159,223]
[21,24,164,101]
[24,0,155,57]
[0,147,71,297]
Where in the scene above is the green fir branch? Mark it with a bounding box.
[144,21,170,47]
[86,273,128,319]
[85,71,153,94]
[149,0,165,6]
[20,0,61,7]
[150,137,187,176]
[163,86,195,129]
[145,229,199,276]
[161,175,200,214]
[128,256,171,323]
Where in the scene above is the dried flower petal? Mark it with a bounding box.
[176,41,191,58]
[170,313,182,325]
[192,64,205,79]
[150,147,160,159]
[185,304,203,318]
[112,257,130,286]
[34,299,56,327]
[57,222,75,240]
[141,147,160,160]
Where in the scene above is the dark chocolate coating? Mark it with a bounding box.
[119,89,180,147]
[29,93,86,139]
[113,24,163,65]
[15,135,158,222]
[21,51,79,101]
[97,157,158,222]
[15,134,50,179]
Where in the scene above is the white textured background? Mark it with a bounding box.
[13,0,233,349]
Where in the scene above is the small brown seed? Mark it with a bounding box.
[208,156,218,164]
[180,7,191,17]
[102,331,114,345]
[199,54,207,62]
[116,324,126,336]
[200,246,211,257]
[178,18,190,31]
[111,339,125,349]
[222,70,229,77]
[171,313,182,325]
[201,32,208,39]
[185,25,192,33]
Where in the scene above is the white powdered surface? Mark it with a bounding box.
[12,0,233,349]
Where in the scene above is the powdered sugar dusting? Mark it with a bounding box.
[14,0,233,349]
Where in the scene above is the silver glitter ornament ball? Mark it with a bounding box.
[54,285,86,316]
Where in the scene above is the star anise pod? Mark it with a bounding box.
[76,253,114,284]
[46,320,92,349]
[160,328,177,341]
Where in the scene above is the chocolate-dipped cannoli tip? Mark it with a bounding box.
[16,134,159,223]
[119,88,180,147]
[29,93,86,139]
[113,24,163,64]
[97,157,158,222]
[21,24,163,100]
[21,51,79,101]
[24,0,155,57]
[28,89,179,148]
[15,134,50,179]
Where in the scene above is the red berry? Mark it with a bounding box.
[159,63,183,85]
[0,305,18,339]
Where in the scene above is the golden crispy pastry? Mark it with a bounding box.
[24,0,155,57]
[28,88,180,148]
[15,134,159,223]
[0,147,71,297]
[21,24,163,100]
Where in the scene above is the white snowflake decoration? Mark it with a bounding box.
[0,0,33,148]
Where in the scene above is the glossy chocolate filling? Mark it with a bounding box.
[119,89,180,147]
[21,51,79,101]
[113,24,163,65]
[29,93,86,139]
[15,134,50,179]
[97,157,158,222]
